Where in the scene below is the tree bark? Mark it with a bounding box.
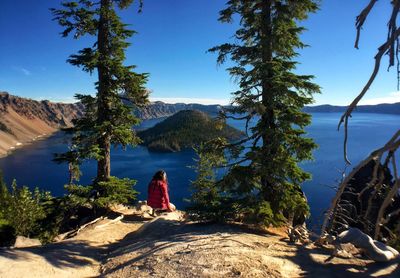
[96,0,111,182]
[260,0,276,205]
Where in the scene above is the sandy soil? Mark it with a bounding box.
[0,210,399,278]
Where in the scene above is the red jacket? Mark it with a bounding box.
[147,179,170,210]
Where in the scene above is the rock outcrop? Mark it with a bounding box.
[0,207,399,278]
[13,236,42,248]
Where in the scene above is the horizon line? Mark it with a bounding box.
[1,91,399,106]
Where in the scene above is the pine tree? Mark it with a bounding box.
[52,0,148,182]
[51,0,148,205]
[201,0,320,225]
[188,141,227,221]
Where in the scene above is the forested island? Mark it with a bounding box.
[138,110,243,152]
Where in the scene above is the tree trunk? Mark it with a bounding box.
[97,138,111,181]
[260,0,276,206]
[96,0,111,182]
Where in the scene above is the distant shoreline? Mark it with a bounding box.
[1,108,399,159]
[0,132,56,159]
[303,102,400,115]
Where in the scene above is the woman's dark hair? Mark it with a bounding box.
[152,170,166,181]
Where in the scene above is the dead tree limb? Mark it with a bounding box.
[321,131,400,236]
[374,153,399,238]
[338,28,400,164]
[339,0,400,164]
[355,0,378,49]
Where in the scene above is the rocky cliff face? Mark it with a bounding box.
[0,92,84,157]
[0,92,226,157]
[0,92,84,126]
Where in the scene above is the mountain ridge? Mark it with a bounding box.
[0,92,84,157]
[0,92,398,157]
[139,102,400,118]
[303,102,400,114]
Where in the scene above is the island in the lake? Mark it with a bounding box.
[138,110,244,152]
[1,92,399,157]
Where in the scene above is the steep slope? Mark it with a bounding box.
[0,92,84,157]
[138,110,244,152]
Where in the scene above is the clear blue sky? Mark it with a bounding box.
[0,0,399,105]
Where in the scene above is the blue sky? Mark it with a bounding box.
[0,0,399,105]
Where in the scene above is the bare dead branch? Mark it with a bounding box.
[383,208,400,225]
[321,130,400,236]
[338,28,400,164]
[355,0,378,49]
[387,1,400,68]
[374,178,400,239]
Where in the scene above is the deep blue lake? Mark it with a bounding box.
[0,113,399,230]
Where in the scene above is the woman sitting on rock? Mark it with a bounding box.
[147,170,176,215]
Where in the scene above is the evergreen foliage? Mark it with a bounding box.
[0,174,67,244]
[65,176,137,208]
[1,180,48,238]
[191,0,319,226]
[188,142,227,221]
[0,172,14,245]
[138,110,244,152]
[0,172,8,217]
[51,0,148,206]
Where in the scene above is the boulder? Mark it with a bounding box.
[14,236,41,248]
[135,201,152,214]
[338,228,399,262]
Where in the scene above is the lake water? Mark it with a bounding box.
[0,113,399,230]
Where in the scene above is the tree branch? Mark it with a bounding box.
[338,28,400,164]
[321,130,400,236]
[355,0,378,49]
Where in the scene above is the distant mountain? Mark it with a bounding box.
[0,91,398,157]
[134,101,223,119]
[136,102,400,119]
[0,92,84,157]
[303,103,400,114]
[138,110,244,152]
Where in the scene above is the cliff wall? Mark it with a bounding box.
[0,92,84,157]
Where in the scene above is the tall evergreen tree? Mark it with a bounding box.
[52,0,148,185]
[196,0,320,225]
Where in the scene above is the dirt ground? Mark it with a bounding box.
[0,209,399,278]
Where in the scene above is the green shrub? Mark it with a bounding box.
[0,171,138,245]
[0,173,14,245]
[2,180,47,237]
[65,176,138,209]
[0,174,60,243]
